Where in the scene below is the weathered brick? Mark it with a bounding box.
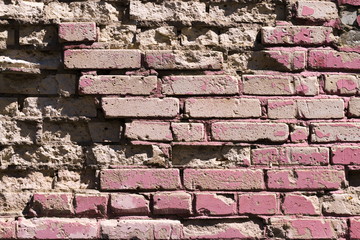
[262,26,334,45]
[41,121,91,144]
[212,122,289,142]
[288,147,329,165]
[125,121,172,141]
[350,218,360,239]
[219,25,260,48]
[0,192,31,216]
[110,193,150,216]
[183,219,263,239]
[59,22,97,42]
[268,218,347,239]
[102,97,179,118]
[195,193,237,216]
[88,121,121,143]
[308,49,360,71]
[295,1,338,21]
[324,74,359,95]
[153,192,192,215]
[282,194,320,215]
[290,125,309,143]
[29,193,73,217]
[311,122,360,142]
[297,99,344,119]
[74,194,108,217]
[267,169,346,190]
[332,146,360,165]
[162,75,238,95]
[252,147,286,165]
[338,0,360,6]
[145,50,223,70]
[171,123,205,142]
[180,27,219,46]
[243,75,294,95]
[238,193,278,215]
[0,98,18,116]
[323,193,360,215]
[185,98,261,118]
[267,99,297,119]
[17,218,98,239]
[100,219,182,240]
[100,169,181,190]
[348,97,360,116]
[0,171,53,192]
[64,49,141,69]
[19,26,58,47]
[0,119,37,145]
[294,76,320,96]
[0,218,16,239]
[79,75,157,95]
[184,169,265,190]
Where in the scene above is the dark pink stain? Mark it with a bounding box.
[336,79,357,91]
[291,129,308,142]
[274,131,287,136]
[268,100,294,110]
[314,130,330,138]
[301,6,315,16]
[296,84,309,94]
[293,28,312,44]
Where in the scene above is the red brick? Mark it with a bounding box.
[64,49,141,69]
[185,98,261,118]
[238,193,277,215]
[100,169,181,190]
[267,168,345,190]
[331,146,360,165]
[162,75,238,95]
[308,49,360,71]
[153,192,192,215]
[125,121,173,141]
[338,0,360,6]
[184,169,265,190]
[282,194,320,215]
[195,193,237,216]
[0,218,15,239]
[212,122,289,142]
[269,218,347,239]
[29,193,73,217]
[350,218,360,239]
[262,26,334,45]
[110,193,150,216]
[243,75,294,95]
[74,194,108,217]
[59,22,97,42]
[311,122,360,142]
[17,218,98,239]
[100,219,182,240]
[295,1,338,21]
[79,75,157,95]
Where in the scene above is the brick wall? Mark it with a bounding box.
[0,0,360,239]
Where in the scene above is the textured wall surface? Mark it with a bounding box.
[0,0,360,239]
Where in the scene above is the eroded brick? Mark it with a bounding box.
[195,193,237,216]
[59,22,97,42]
[110,193,150,216]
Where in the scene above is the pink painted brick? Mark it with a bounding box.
[251,147,288,165]
[79,75,157,95]
[262,26,334,45]
[64,49,141,69]
[185,98,261,118]
[282,193,320,215]
[59,22,97,42]
[184,169,265,190]
[100,169,181,190]
[212,122,289,142]
[338,0,360,6]
[308,49,360,71]
[295,1,339,21]
[17,218,98,239]
[269,217,347,239]
[331,146,360,165]
[297,99,344,119]
[324,74,359,95]
[153,192,192,215]
[102,97,179,118]
[74,194,108,218]
[100,219,182,240]
[125,121,173,141]
[238,193,278,215]
[290,125,309,143]
[348,97,360,117]
[171,123,205,142]
[267,99,297,119]
[294,76,319,96]
[311,122,360,142]
[0,218,15,239]
[110,193,150,216]
[262,48,306,71]
[267,168,346,190]
[162,75,238,95]
[288,147,329,165]
[243,75,294,95]
[145,50,223,70]
[195,193,237,216]
[29,193,73,217]
[350,218,360,239]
